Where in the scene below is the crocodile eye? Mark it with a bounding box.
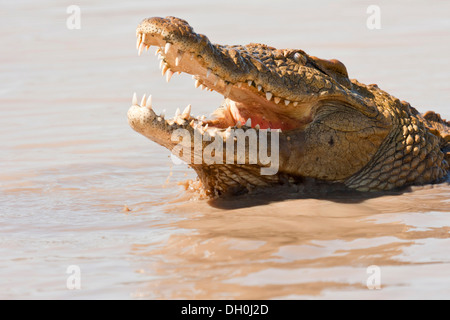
[293,52,301,62]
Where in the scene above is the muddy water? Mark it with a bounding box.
[1,0,449,299]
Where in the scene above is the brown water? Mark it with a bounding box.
[1,0,449,299]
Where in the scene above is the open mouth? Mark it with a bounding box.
[130,16,322,135]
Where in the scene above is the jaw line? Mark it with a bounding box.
[135,23,315,132]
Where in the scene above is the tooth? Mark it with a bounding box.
[176,118,186,125]
[204,124,209,131]
[136,34,142,50]
[182,104,191,119]
[200,84,206,90]
[213,78,218,86]
[245,118,252,127]
[132,92,138,105]
[175,108,180,118]
[146,95,152,109]
[175,51,183,66]
[208,129,217,137]
[161,109,166,118]
[138,43,144,56]
[200,115,206,121]
[284,100,290,106]
[164,43,172,54]
[195,80,201,88]
[274,97,281,104]
[247,80,252,86]
[155,47,161,56]
[255,124,260,130]
[145,45,149,51]
[162,64,169,76]
[236,121,242,128]
[225,83,232,96]
[206,68,212,79]
[166,69,174,82]
[140,94,147,106]
[157,53,163,60]
[266,92,273,100]
[237,82,242,88]
[190,119,195,126]
[293,102,298,106]
[159,60,164,69]
[257,85,262,91]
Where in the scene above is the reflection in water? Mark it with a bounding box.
[131,183,450,299]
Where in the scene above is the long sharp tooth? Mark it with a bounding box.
[132,92,138,105]
[146,95,152,109]
[206,68,212,79]
[138,43,144,56]
[155,47,161,56]
[257,85,262,91]
[236,121,242,128]
[182,104,191,119]
[164,43,172,54]
[175,108,180,118]
[247,80,253,86]
[175,51,183,66]
[245,118,252,127]
[293,102,298,106]
[274,97,281,104]
[166,69,174,82]
[159,60,164,69]
[195,80,201,88]
[136,34,142,50]
[284,100,290,106]
[266,92,273,100]
[140,94,147,106]
[162,64,169,76]
[204,124,208,131]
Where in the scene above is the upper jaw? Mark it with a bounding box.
[135,16,325,132]
[136,16,382,125]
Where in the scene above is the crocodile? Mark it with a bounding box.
[128,16,450,196]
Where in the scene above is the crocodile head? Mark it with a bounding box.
[128,16,448,196]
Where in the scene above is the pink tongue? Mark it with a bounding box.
[229,103,285,130]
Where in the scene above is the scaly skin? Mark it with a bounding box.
[128,16,449,196]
